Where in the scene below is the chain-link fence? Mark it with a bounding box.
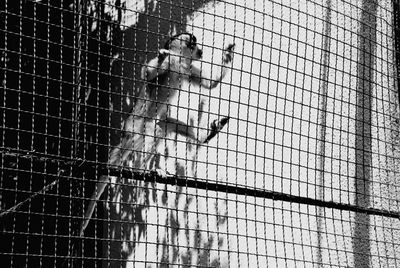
[1,0,400,267]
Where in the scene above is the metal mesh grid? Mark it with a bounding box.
[1,0,400,267]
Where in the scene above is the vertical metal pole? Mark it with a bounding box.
[317,1,332,266]
[394,0,400,105]
[353,1,377,267]
[70,0,86,265]
[73,0,84,160]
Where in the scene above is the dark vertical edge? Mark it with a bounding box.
[353,1,378,267]
[394,0,400,106]
[70,0,87,265]
[317,0,332,266]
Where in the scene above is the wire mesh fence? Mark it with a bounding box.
[1,0,400,267]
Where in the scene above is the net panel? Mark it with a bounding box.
[1,0,399,267]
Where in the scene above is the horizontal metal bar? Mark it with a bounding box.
[105,167,400,220]
[1,147,399,220]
